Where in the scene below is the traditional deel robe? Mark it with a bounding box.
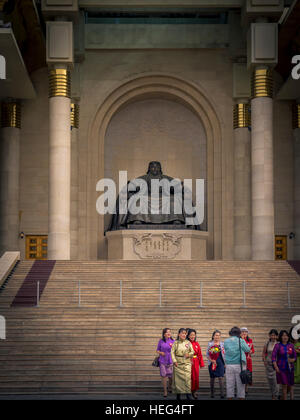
[171,339,194,394]
[190,341,205,392]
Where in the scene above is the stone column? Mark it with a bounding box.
[0,102,21,255]
[251,67,275,260]
[48,66,71,260]
[233,101,252,260]
[70,102,79,260]
[293,102,300,260]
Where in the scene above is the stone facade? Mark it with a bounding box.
[16,48,295,260]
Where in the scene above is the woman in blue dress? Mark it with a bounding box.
[206,330,225,398]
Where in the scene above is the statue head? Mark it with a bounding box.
[147,161,162,176]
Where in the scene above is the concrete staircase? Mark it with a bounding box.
[0,260,299,397]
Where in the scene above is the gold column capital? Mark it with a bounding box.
[71,103,79,129]
[233,103,251,129]
[292,103,300,130]
[0,102,21,129]
[251,68,273,99]
[49,68,71,98]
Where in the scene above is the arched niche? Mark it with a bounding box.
[87,74,223,260]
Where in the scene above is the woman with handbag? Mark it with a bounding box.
[156,328,175,398]
[240,327,255,395]
[224,326,251,400]
[272,330,297,400]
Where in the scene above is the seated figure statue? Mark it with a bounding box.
[107,161,201,231]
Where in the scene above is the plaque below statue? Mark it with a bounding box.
[106,229,208,260]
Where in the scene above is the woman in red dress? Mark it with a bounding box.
[187,329,205,399]
[241,327,255,395]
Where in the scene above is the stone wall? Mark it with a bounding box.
[17,49,295,260]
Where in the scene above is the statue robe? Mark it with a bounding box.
[107,173,201,231]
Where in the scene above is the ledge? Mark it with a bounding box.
[0,28,36,99]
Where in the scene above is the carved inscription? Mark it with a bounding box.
[133,233,182,259]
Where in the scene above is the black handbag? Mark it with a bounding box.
[152,356,160,367]
[239,338,252,385]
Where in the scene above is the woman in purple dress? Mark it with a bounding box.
[156,328,175,397]
[272,330,297,400]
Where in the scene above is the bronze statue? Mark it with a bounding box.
[107,161,201,231]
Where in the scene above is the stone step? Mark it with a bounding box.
[0,260,298,395]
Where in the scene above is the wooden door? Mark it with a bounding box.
[275,236,287,260]
[26,236,48,260]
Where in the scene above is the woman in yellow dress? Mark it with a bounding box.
[171,328,194,400]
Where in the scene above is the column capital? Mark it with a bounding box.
[48,68,71,98]
[251,67,273,99]
[71,102,79,129]
[292,103,300,130]
[0,102,21,129]
[233,103,251,129]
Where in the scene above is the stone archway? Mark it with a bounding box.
[87,74,223,260]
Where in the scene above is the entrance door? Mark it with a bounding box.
[275,236,287,260]
[26,235,48,260]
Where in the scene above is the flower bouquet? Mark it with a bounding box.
[209,345,220,371]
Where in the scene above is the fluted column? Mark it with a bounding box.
[293,102,300,259]
[251,67,274,260]
[48,66,71,260]
[0,102,21,255]
[70,102,79,260]
[233,101,252,260]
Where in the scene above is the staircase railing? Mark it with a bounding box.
[24,279,300,309]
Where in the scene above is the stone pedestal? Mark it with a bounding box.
[106,230,209,260]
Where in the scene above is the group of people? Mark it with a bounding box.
[155,326,300,400]
[263,328,300,400]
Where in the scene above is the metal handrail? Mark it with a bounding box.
[67,279,296,308]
